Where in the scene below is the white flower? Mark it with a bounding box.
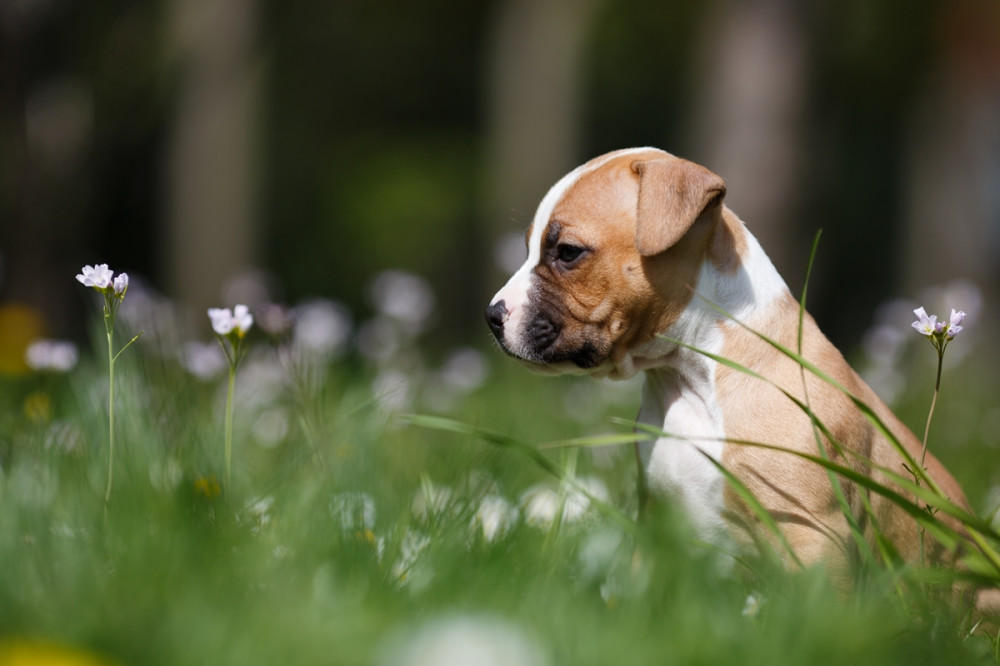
[563,477,610,522]
[75,263,114,290]
[233,304,253,334]
[179,341,227,380]
[208,304,254,337]
[577,527,624,584]
[472,495,519,542]
[912,306,967,341]
[113,272,129,295]
[390,528,432,585]
[25,339,78,372]
[243,495,275,534]
[256,302,293,337]
[440,348,488,392]
[292,299,352,358]
[411,482,458,524]
[946,309,966,339]
[329,492,377,532]
[252,408,290,449]
[208,308,234,335]
[378,615,549,666]
[369,270,435,333]
[742,592,765,618]
[519,478,609,530]
[911,307,937,337]
[519,485,561,530]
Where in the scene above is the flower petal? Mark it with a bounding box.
[208,308,234,335]
[233,304,254,334]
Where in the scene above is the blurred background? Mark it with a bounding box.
[1,0,998,371]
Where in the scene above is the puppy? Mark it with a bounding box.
[485,147,974,587]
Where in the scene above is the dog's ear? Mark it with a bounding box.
[631,158,726,257]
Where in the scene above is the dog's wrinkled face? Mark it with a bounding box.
[485,148,727,379]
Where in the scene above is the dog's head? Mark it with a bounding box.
[485,148,727,379]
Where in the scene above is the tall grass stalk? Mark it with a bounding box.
[794,233,881,574]
[101,301,142,504]
[224,363,236,488]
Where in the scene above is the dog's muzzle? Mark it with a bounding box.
[486,299,561,360]
[485,300,508,343]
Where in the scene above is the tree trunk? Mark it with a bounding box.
[164,0,261,325]
[687,0,806,277]
[483,0,603,283]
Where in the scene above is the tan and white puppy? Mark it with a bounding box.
[485,147,971,582]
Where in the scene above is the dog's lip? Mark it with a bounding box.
[522,358,591,377]
[491,339,590,376]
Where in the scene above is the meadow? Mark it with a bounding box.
[1,272,999,665]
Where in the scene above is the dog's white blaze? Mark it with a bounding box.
[490,148,653,355]
[720,220,790,322]
[741,229,789,315]
[637,279,731,549]
[635,230,789,552]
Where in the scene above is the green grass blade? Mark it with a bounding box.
[538,432,650,450]
[696,450,804,568]
[798,229,823,356]
[402,413,640,536]
[793,230,877,569]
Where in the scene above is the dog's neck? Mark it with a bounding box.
[623,210,791,382]
[631,215,792,544]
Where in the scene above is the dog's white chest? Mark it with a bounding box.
[636,363,730,546]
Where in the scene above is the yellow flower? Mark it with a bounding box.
[193,475,221,499]
[0,640,113,666]
[23,391,52,424]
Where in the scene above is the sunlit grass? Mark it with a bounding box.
[1,310,999,664]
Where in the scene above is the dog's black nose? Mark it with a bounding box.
[485,300,507,337]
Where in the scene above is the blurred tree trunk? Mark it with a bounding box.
[687,0,806,277]
[164,0,261,324]
[483,0,603,284]
[901,2,1000,300]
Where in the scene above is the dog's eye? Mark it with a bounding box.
[555,243,586,266]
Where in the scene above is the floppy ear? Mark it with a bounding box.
[632,158,726,257]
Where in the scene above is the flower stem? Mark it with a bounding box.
[920,346,945,468]
[105,320,115,504]
[916,344,945,571]
[225,364,235,489]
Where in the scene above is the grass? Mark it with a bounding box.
[1,317,999,665]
